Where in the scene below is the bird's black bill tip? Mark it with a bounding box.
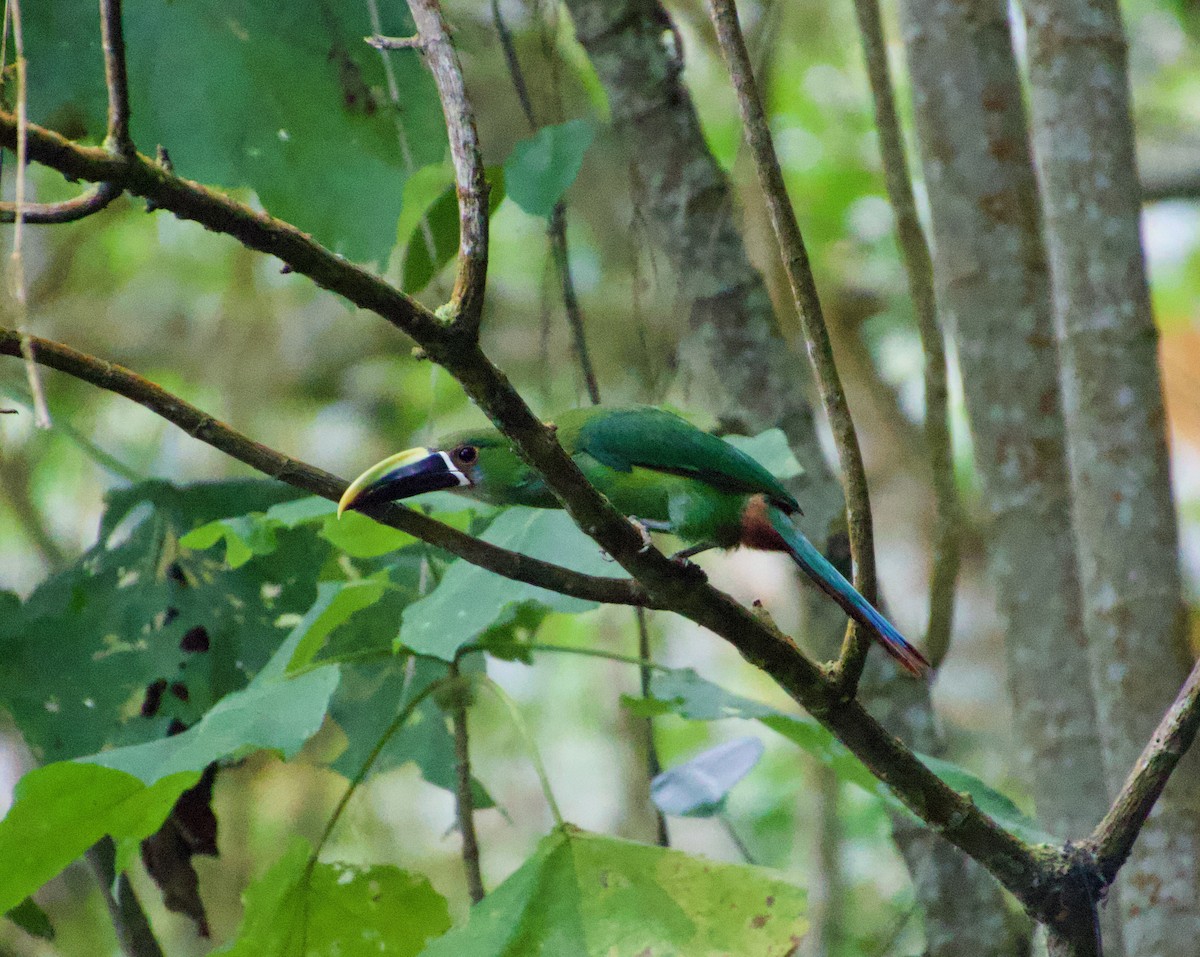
[339,449,467,517]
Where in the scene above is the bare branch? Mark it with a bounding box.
[99,0,133,156]
[364,34,423,51]
[402,0,489,334]
[850,0,959,665]
[705,0,878,692]
[0,112,446,341]
[1092,657,1200,884]
[0,181,122,223]
[489,1,599,405]
[0,0,131,224]
[0,325,658,608]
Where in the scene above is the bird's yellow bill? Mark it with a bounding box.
[338,447,437,518]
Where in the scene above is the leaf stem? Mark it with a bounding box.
[474,675,564,827]
[449,660,486,903]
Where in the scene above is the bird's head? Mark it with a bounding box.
[337,430,512,517]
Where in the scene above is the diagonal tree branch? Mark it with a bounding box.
[705,0,879,693]
[0,114,446,342]
[1092,656,1200,884]
[0,325,658,609]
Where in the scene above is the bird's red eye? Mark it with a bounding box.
[456,445,478,465]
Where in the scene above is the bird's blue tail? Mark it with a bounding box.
[767,507,930,676]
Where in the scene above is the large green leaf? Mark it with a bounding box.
[82,664,339,785]
[25,1,445,263]
[0,480,321,763]
[398,509,627,660]
[503,120,595,218]
[218,836,450,957]
[419,825,806,956]
[0,617,341,911]
[0,763,199,914]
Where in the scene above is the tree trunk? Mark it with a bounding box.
[896,0,1117,868]
[1021,0,1200,952]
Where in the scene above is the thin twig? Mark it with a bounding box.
[402,0,488,333]
[0,452,66,566]
[314,679,445,858]
[490,0,599,405]
[850,0,959,666]
[0,0,130,222]
[476,676,564,826]
[0,325,659,608]
[99,0,133,156]
[5,0,50,429]
[1091,656,1200,883]
[365,0,441,285]
[550,201,600,405]
[448,659,485,903]
[706,0,878,693]
[491,0,537,128]
[636,607,669,847]
[0,181,122,223]
[365,34,423,50]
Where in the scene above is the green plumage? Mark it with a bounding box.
[340,404,929,674]
[442,406,798,548]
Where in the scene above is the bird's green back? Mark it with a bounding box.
[556,406,799,513]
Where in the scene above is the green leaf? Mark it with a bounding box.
[503,120,596,218]
[401,167,506,293]
[0,479,322,764]
[0,764,199,914]
[398,508,627,660]
[319,510,418,558]
[180,513,276,568]
[634,668,1046,837]
[283,577,390,674]
[419,825,806,956]
[83,645,339,785]
[218,836,450,956]
[26,1,446,263]
[724,430,805,481]
[395,163,455,248]
[918,755,1052,844]
[264,496,338,529]
[5,897,54,941]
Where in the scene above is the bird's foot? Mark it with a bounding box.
[671,555,708,584]
[627,516,654,554]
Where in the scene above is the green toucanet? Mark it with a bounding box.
[338,405,929,675]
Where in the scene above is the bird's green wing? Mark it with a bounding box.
[562,406,799,512]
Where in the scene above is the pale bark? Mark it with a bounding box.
[562,1,1014,950]
[1021,0,1200,952]
[896,0,1114,853]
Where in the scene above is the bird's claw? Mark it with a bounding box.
[628,516,654,554]
[671,555,708,583]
